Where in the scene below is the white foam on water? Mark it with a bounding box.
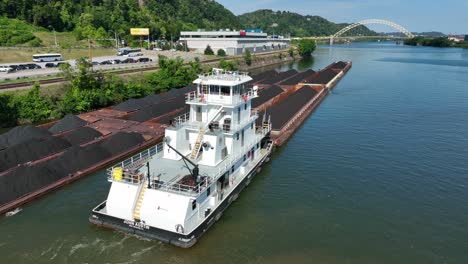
[130,245,154,258]
[5,208,22,217]
[69,243,88,256]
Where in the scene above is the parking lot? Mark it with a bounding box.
[0,50,206,81]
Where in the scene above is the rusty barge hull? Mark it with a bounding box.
[0,61,351,215]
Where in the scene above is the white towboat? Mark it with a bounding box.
[90,69,273,248]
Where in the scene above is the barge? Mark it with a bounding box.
[0,61,351,215]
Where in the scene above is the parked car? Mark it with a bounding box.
[25,63,41,69]
[121,58,137,64]
[169,49,176,52]
[45,62,56,68]
[138,57,151,63]
[9,65,19,72]
[110,59,121,64]
[154,48,163,51]
[92,61,100,66]
[0,65,13,72]
[100,60,112,65]
[17,65,28,71]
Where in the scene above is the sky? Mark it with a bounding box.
[217,0,468,34]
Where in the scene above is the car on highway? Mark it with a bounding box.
[154,48,163,51]
[25,64,41,69]
[100,60,112,65]
[138,57,151,63]
[45,63,57,68]
[121,58,137,64]
[17,65,28,71]
[0,65,13,72]
[110,59,121,64]
[92,61,100,66]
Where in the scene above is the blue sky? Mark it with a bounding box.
[217,0,468,34]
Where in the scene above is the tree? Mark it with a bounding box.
[218,59,237,71]
[14,82,53,124]
[244,50,252,66]
[0,93,18,127]
[217,49,226,57]
[297,39,316,57]
[204,45,214,55]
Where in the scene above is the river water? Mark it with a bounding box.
[1,42,468,264]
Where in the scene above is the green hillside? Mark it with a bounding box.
[239,9,377,37]
[0,0,240,43]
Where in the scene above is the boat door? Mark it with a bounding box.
[196,106,202,122]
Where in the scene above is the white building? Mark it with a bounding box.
[180,29,290,55]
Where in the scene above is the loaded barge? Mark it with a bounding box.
[0,61,351,216]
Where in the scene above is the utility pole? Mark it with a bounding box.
[49,26,58,48]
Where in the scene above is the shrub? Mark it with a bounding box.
[217,49,226,57]
[204,45,214,55]
[244,50,252,66]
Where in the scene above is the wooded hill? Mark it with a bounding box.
[238,9,377,37]
[0,2,376,46]
[0,0,240,43]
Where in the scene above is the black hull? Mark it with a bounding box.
[90,152,269,248]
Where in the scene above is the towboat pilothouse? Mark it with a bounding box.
[90,69,273,248]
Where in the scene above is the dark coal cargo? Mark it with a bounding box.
[48,114,87,134]
[62,127,102,146]
[0,126,51,150]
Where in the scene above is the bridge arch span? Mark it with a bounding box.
[332,19,414,39]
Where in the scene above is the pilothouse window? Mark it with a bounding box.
[221,86,230,96]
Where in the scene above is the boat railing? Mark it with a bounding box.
[173,112,190,126]
[150,177,212,196]
[185,89,256,105]
[106,143,163,178]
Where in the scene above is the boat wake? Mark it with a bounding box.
[5,208,22,217]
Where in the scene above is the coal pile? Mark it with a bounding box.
[113,98,148,112]
[302,68,338,85]
[48,114,87,134]
[0,136,71,172]
[263,86,318,130]
[0,143,115,206]
[332,61,347,70]
[100,132,145,155]
[0,164,57,206]
[46,143,112,177]
[251,86,284,108]
[63,127,102,145]
[279,69,316,85]
[260,70,299,85]
[113,86,195,112]
[156,105,190,125]
[249,70,277,84]
[127,95,186,122]
[0,126,51,150]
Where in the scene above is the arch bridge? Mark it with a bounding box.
[305,19,414,44]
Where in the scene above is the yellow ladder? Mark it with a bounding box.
[133,181,148,221]
[190,129,205,160]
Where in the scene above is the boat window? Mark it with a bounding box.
[244,103,247,110]
[192,200,197,210]
[221,86,230,96]
[231,166,235,173]
[235,133,239,140]
[251,122,254,129]
[210,85,220,94]
[207,187,211,196]
[243,155,246,161]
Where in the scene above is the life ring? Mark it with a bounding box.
[175,224,184,234]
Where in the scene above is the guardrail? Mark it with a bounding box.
[150,176,212,197]
[107,143,163,177]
